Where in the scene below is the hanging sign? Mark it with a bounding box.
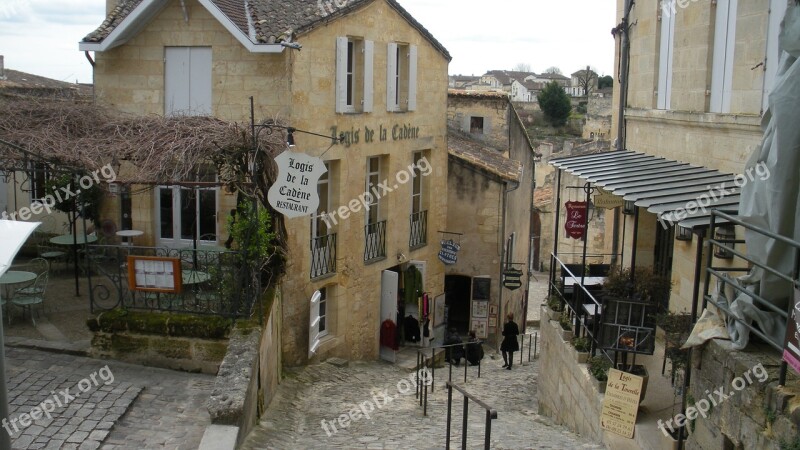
[502,268,524,290]
[268,150,327,219]
[594,189,623,209]
[564,201,587,240]
[782,288,800,374]
[438,240,461,265]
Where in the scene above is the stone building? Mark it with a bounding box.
[445,91,536,343]
[81,0,450,365]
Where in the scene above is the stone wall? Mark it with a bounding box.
[446,95,510,150]
[686,339,800,450]
[538,306,606,442]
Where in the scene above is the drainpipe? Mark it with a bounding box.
[497,175,521,350]
[612,0,634,267]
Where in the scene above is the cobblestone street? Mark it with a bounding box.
[4,347,213,449]
[240,337,602,450]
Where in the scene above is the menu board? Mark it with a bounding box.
[127,256,182,294]
[600,368,643,438]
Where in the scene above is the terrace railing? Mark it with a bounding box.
[310,233,337,279]
[409,210,428,249]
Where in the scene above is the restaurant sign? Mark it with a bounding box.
[438,240,461,265]
[783,288,800,374]
[268,150,327,219]
[594,188,623,209]
[564,201,587,240]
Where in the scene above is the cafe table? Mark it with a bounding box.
[0,271,37,321]
[50,233,99,296]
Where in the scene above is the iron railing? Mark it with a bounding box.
[519,331,539,364]
[310,233,337,279]
[409,210,428,249]
[415,342,484,416]
[445,381,497,450]
[85,245,257,318]
[701,210,800,385]
[364,220,387,262]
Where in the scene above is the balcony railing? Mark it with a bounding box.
[310,233,337,279]
[364,220,387,263]
[409,210,428,249]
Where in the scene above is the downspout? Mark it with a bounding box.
[84,51,96,101]
[611,0,634,267]
[497,174,521,350]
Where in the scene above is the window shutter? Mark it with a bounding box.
[387,42,398,111]
[408,45,418,111]
[335,37,348,113]
[363,40,374,113]
[309,290,322,358]
[189,47,212,116]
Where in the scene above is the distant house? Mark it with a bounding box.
[449,75,480,89]
[479,70,539,102]
[569,68,599,97]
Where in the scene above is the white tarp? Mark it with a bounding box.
[0,220,40,277]
[733,4,800,348]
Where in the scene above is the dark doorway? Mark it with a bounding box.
[532,210,542,270]
[653,225,675,312]
[445,275,471,334]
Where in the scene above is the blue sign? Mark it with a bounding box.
[438,240,460,265]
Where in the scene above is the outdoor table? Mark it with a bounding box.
[50,234,99,296]
[0,271,37,311]
[116,230,143,246]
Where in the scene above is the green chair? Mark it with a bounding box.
[37,244,67,274]
[12,271,49,326]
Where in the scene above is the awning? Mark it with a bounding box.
[550,151,740,229]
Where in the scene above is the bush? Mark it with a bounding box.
[587,356,612,382]
[572,336,591,352]
[537,81,572,127]
[559,311,572,331]
[547,295,563,312]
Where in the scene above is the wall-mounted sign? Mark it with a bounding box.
[268,150,327,219]
[601,368,644,438]
[564,201,588,239]
[502,268,524,290]
[438,240,461,265]
[471,300,488,318]
[783,288,800,374]
[330,123,422,148]
[594,189,623,209]
[127,256,182,294]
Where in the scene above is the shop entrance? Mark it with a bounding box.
[444,275,471,334]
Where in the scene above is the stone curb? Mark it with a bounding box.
[4,336,90,356]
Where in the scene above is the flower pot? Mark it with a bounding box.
[575,351,589,364]
[591,376,606,394]
[561,329,574,342]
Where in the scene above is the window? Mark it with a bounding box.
[710,0,738,113]
[311,163,336,279]
[336,37,374,113]
[156,167,218,247]
[318,287,328,336]
[312,163,331,239]
[657,7,676,110]
[409,152,427,249]
[364,156,387,261]
[164,47,212,116]
[27,162,50,202]
[366,156,381,225]
[411,152,423,215]
[470,117,485,134]
[387,43,417,112]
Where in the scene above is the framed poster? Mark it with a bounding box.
[472,300,488,318]
[128,256,182,294]
[488,315,497,327]
[472,318,488,339]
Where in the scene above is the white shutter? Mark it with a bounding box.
[165,47,191,115]
[763,0,787,111]
[335,37,348,113]
[189,47,212,116]
[387,42,398,111]
[657,12,675,110]
[408,45,418,111]
[710,0,737,113]
[308,290,322,358]
[363,40,374,113]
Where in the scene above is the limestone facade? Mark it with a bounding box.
[88,0,450,365]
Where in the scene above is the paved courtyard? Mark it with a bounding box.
[4,347,213,449]
[240,335,602,450]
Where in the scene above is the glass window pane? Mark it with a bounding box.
[180,189,198,240]
[159,188,174,239]
[198,190,216,239]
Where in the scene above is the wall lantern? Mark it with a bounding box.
[676,225,693,241]
[714,225,735,259]
[622,200,636,215]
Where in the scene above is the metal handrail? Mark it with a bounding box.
[549,253,605,356]
[415,341,484,416]
[445,381,497,450]
[519,331,538,364]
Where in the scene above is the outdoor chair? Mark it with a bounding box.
[12,270,49,326]
[37,244,67,274]
[23,257,50,276]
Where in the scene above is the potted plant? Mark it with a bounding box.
[558,311,574,342]
[587,356,611,394]
[545,294,563,321]
[571,336,591,363]
[656,311,693,385]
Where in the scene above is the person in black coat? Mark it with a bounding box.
[500,313,520,370]
[443,328,465,366]
[465,330,484,366]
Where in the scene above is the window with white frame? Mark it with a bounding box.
[411,152,424,215]
[318,286,328,336]
[387,42,417,112]
[312,162,331,239]
[156,166,218,247]
[27,162,50,203]
[336,37,374,113]
[164,47,212,116]
[657,7,676,110]
[710,0,738,113]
